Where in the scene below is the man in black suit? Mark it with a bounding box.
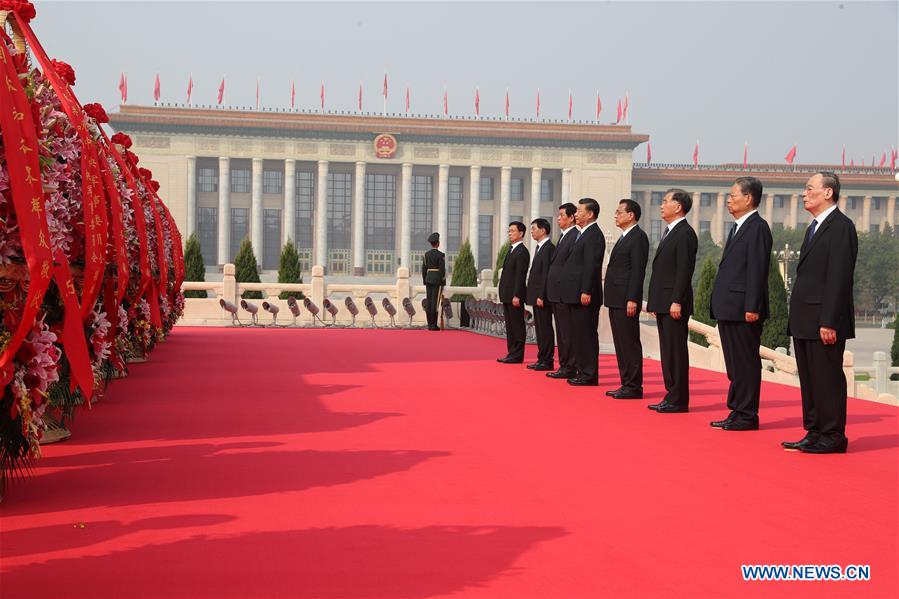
[422,232,447,331]
[647,189,698,413]
[526,218,555,370]
[709,177,773,430]
[603,199,649,399]
[543,203,579,379]
[561,198,606,386]
[497,221,530,364]
[783,172,857,454]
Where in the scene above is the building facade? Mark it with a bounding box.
[109,106,897,275]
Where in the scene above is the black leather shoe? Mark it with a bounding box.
[533,363,554,371]
[710,416,734,428]
[611,390,643,399]
[496,357,523,364]
[800,437,848,454]
[546,369,575,379]
[526,362,540,370]
[722,420,759,431]
[781,434,819,451]
[605,387,623,397]
[567,377,598,387]
[652,402,688,413]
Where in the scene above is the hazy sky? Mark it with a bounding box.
[31,1,898,165]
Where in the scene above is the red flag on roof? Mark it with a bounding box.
[623,93,629,123]
[616,98,622,124]
[536,89,541,118]
[474,88,480,116]
[358,83,363,111]
[291,80,295,108]
[187,74,193,104]
[320,80,324,110]
[505,89,510,119]
[217,77,225,104]
[595,92,602,122]
[693,141,699,167]
[255,79,260,110]
[743,142,748,169]
[153,73,160,101]
[879,152,886,167]
[443,87,448,116]
[841,145,846,168]
[785,145,797,165]
[405,86,410,113]
[118,72,127,103]
[892,149,897,171]
[567,90,573,122]
[383,73,388,99]
[647,142,652,165]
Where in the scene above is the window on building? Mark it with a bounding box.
[510,215,523,227]
[198,167,218,193]
[411,175,434,249]
[848,197,858,210]
[198,207,217,265]
[295,171,314,249]
[510,177,524,201]
[651,191,665,206]
[448,176,463,252]
[873,197,884,211]
[478,215,493,270]
[699,221,711,236]
[365,173,395,250]
[230,207,249,262]
[631,191,645,209]
[775,195,789,209]
[231,168,250,193]
[700,193,714,207]
[870,223,880,234]
[263,209,281,269]
[480,177,494,201]
[263,170,283,195]
[540,178,554,203]
[328,173,352,250]
[649,219,663,242]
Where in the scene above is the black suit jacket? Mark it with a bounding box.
[647,220,698,315]
[788,208,857,341]
[544,228,577,303]
[526,240,555,306]
[710,212,773,322]
[603,225,649,309]
[560,222,605,306]
[498,243,530,303]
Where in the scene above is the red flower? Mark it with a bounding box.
[50,59,76,86]
[82,102,109,124]
[126,150,139,166]
[149,180,160,192]
[139,167,153,180]
[0,1,36,23]
[111,132,132,148]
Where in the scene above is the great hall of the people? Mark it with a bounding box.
[109,105,898,276]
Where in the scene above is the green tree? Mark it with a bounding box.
[234,238,263,300]
[182,233,206,299]
[689,257,716,347]
[450,239,477,302]
[693,230,722,287]
[762,253,791,352]
[492,241,511,286]
[277,240,304,300]
[855,227,899,316]
[891,314,899,367]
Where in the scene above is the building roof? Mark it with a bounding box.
[632,163,898,191]
[109,105,650,151]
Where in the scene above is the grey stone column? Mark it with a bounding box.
[186,156,197,236]
[469,165,481,268]
[315,160,329,270]
[400,163,413,269]
[353,161,367,275]
[217,156,230,264]
[283,159,296,246]
[251,158,264,256]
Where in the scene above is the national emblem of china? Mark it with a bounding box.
[374,134,398,159]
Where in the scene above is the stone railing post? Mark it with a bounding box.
[222,263,237,305]
[843,350,855,398]
[479,269,494,299]
[396,267,411,302]
[311,265,325,308]
[873,351,888,393]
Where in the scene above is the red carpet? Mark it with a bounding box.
[1,328,897,598]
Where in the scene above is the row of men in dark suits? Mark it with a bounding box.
[496,172,857,454]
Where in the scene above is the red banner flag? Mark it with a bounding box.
[187,74,193,104]
[474,88,480,116]
[97,148,130,303]
[892,149,897,171]
[320,80,324,110]
[217,77,225,105]
[567,91,573,122]
[536,89,540,118]
[623,93,629,123]
[785,145,797,165]
[616,98,622,124]
[595,92,602,122]
[693,142,699,167]
[118,72,127,103]
[358,82,362,111]
[879,152,886,167]
[405,87,410,113]
[743,142,748,169]
[153,73,160,101]
[443,88,448,116]
[841,145,846,168]
[382,73,388,99]
[290,80,295,108]
[647,142,652,165]
[505,89,510,119]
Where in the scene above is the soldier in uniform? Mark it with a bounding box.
[422,232,446,331]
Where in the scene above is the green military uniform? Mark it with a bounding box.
[422,233,446,330]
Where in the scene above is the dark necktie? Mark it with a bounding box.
[725,223,737,249]
[575,229,582,242]
[659,226,669,243]
[803,219,818,248]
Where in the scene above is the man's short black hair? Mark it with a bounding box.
[666,188,693,215]
[531,217,551,235]
[818,171,841,203]
[619,198,641,222]
[509,221,526,234]
[578,197,600,219]
[559,202,576,218]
